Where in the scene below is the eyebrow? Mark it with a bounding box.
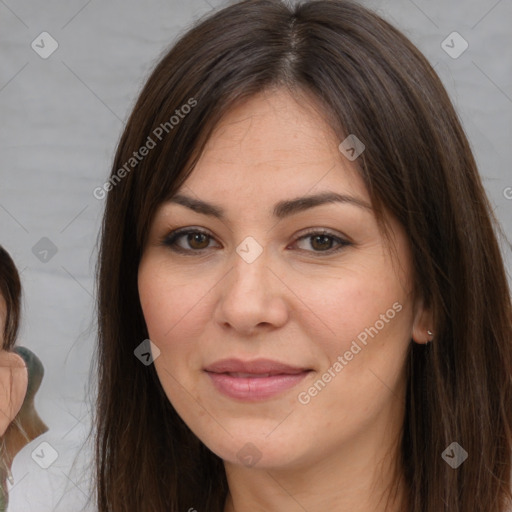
[167,192,372,220]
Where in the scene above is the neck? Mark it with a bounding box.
[222,412,408,512]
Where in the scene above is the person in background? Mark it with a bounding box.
[0,245,48,511]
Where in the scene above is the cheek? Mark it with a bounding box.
[292,260,411,355]
[287,262,413,431]
[293,269,412,405]
[138,259,209,344]
[138,263,205,406]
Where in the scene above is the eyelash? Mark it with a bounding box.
[159,227,352,256]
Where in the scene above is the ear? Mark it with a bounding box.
[411,294,434,345]
[0,351,28,436]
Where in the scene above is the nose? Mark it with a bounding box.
[213,243,289,335]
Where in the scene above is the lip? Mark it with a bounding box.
[204,358,309,375]
[204,358,312,401]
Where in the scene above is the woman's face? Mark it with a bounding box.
[0,296,27,436]
[138,88,431,471]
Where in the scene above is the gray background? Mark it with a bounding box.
[1,0,511,510]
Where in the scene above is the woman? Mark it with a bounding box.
[94,0,512,510]
[0,247,26,440]
[0,246,48,511]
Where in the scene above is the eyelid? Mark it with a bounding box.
[159,226,215,245]
[159,226,353,255]
[291,228,352,254]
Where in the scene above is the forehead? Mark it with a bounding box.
[179,89,366,202]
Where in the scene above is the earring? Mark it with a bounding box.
[427,330,433,343]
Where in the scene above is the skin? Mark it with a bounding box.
[138,87,433,512]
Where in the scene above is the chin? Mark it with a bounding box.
[199,432,308,471]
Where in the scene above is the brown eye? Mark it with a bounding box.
[293,230,351,254]
[161,229,216,253]
[186,232,210,250]
[310,234,335,251]
[161,228,351,256]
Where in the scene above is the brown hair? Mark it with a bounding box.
[0,245,21,351]
[94,0,512,510]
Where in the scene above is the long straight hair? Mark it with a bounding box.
[94,1,512,510]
